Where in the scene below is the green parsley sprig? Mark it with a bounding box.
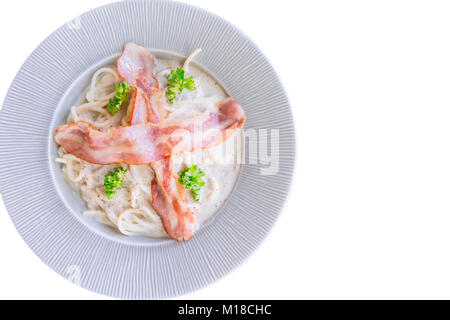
[107,82,132,115]
[178,165,205,201]
[104,167,128,199]
[166,68,197,104]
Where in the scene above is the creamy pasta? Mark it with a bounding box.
[56,51,242,238]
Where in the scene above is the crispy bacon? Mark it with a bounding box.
[117,43,166,124]
[55,98,245,165]
[151,158,196,241]
[117,42,159,92]
[119,43,197,241]
[129,88,195,241]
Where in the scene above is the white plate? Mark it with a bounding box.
[0,0,295,299]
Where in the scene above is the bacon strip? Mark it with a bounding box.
[55,98,245,165]
[117,43,166,124]
[119,43,196,241]
[117,42,159,92]
[129,87,195,241]
[151,159,196,241]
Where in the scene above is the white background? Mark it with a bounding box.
[1,0,450,300]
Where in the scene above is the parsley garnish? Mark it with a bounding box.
[178,165,205,201]
[107,82,132,115]
[166,68,197,103]
[104,167,128,199]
